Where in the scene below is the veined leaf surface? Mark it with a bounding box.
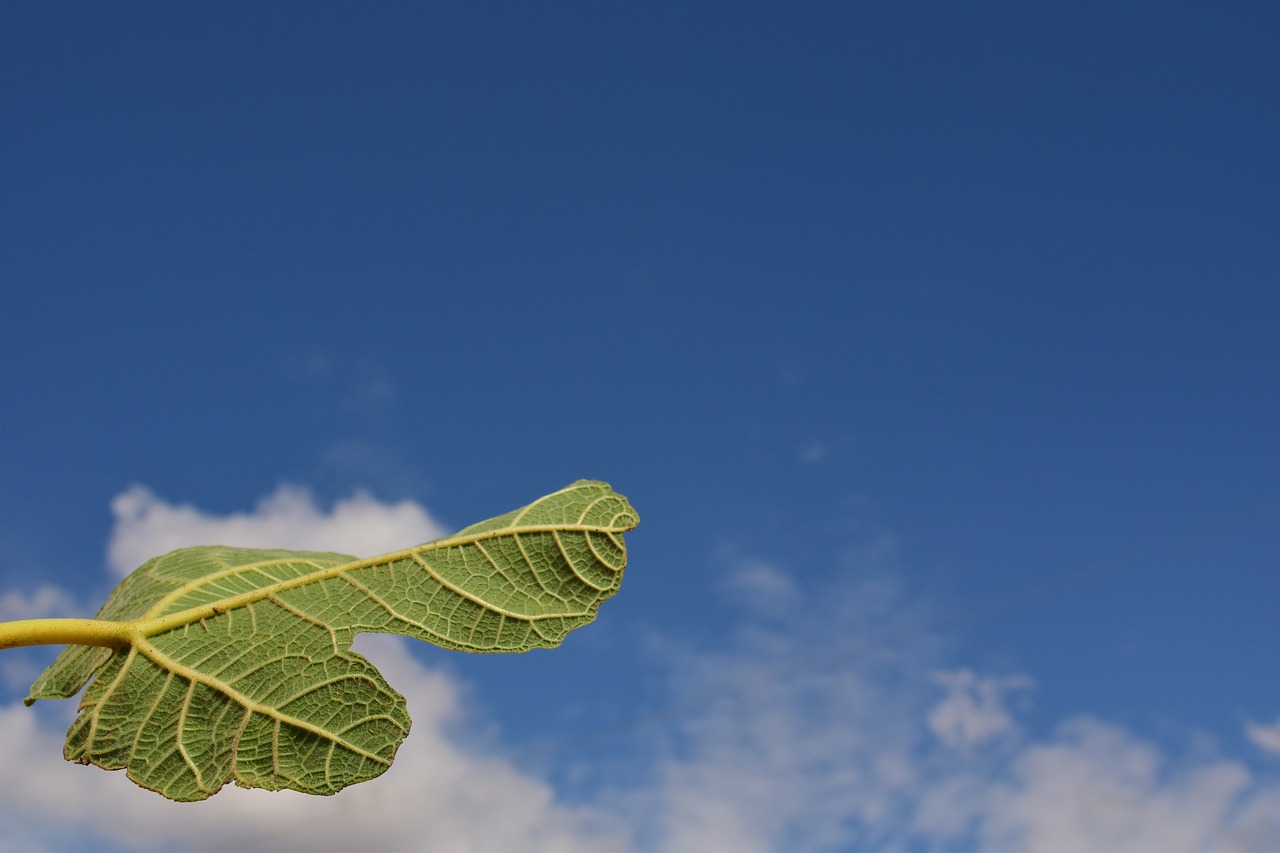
[25,480,638,801]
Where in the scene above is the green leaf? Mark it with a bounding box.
[25,480,638,802]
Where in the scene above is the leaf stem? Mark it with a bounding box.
[0,618,132,651]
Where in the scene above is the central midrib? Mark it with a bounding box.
[135,522,623,639]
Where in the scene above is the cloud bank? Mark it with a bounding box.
[2,485,1278,852]
[0,636,626,853]
[626,559,1280,852]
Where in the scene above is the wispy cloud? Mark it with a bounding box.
[621,558,1280,852]
[716,557,802,616]
[1247,718,1280,757]
[799,441,828,465]
[928,669,1033,752]
[632,575,934,852]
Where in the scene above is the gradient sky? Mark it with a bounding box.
[2,3,1278,851]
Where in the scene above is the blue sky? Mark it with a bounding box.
[1,2,1278,850]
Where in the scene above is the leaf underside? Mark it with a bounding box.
[26,480,638,802]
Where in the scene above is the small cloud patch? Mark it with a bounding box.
[928,669,1034,751]
[1246,717,1280,756]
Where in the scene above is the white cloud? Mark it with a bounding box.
[976,718,1271,853]
[1247,718,1280,756]
[623,563,1280,852]
[928,669,1033,751]
[630,577,935,852]
[106,483,448,576]
[0,636,627,853]
[718,558,801,616]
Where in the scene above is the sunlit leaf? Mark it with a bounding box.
[25,480,638,801]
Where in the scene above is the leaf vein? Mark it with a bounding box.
[133,639,391,766]
[552,531,612,592]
